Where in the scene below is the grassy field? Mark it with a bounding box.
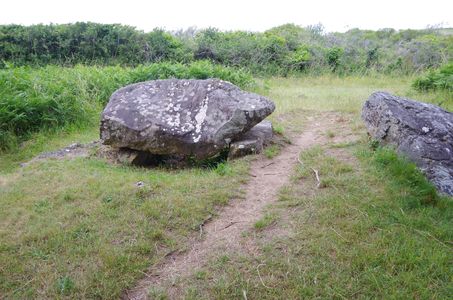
[179,139,452,299]
[264,75,452,114]
[0,153,249,298]
[0,74,452,299]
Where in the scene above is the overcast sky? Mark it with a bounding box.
[1,0,452,33]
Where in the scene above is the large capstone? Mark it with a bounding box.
[100,79,275,159]
[362,92,453,196]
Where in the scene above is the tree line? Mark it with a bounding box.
[1,22,452,74]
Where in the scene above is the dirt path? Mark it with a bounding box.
[124,112,351,299]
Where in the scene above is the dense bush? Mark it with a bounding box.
[0,61,253,150]
[412,63,453,92]
[1,23,452,74]
[0,23,189,66]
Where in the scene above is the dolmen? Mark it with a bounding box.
[100,79,275,165]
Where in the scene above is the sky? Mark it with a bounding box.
[1,0,452,33]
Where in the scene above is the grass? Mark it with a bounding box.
[263,144,281,159]
[0,157,248,298]
[1,74,452,299]
[272,123,285,135]
[325,129,335,138]
[259,75,452,117]
[180,141,452,299]
[254,213,278,230]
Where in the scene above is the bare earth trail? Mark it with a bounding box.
[125,112,353,299]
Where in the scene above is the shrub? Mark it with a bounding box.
[1,23,451,74]
[287,45,311,70]
[412,63,453,92]
[326,47,344,71]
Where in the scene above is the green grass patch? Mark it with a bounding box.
[183,142,452,299]
[272,123,285,135]
[264,145,281,159]
[0,156,249,298]
[254,213,278,231]
[261,75,452,117]
[366,146,439,206]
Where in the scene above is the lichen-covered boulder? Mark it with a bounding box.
[100,79,275,159]
[362,92,453,195]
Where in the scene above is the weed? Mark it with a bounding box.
[273,124,285,135]
[254,213,278,230]
[56,276,75,295]
[413,63,453,92]
[33,199,51,213]
[195,270,207,280]
[214,162,232,176]
[326,130,335,138]
[102,195,113,204]
[368,139,380,151]
[148,287,168,300]
[264,144,280,159]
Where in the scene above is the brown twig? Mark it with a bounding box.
[261,162,275,168]
[223,221,239,230]
[413,229,450,249]
[4,278,35,299]
[311,168,321,188]
[297,151,304,166]
[257,264,272,289]
[198,214,212,238]
[330,227,349,242]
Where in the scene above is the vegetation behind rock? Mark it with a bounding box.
[1,23,452,74]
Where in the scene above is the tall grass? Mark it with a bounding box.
[0,61,254,150]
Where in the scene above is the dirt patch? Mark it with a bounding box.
[124,111,351,299]
[20,141,99,167]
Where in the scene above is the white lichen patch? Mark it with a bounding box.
[166,112,181,128]
[192,96,209,142]
[422,126,430,133]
